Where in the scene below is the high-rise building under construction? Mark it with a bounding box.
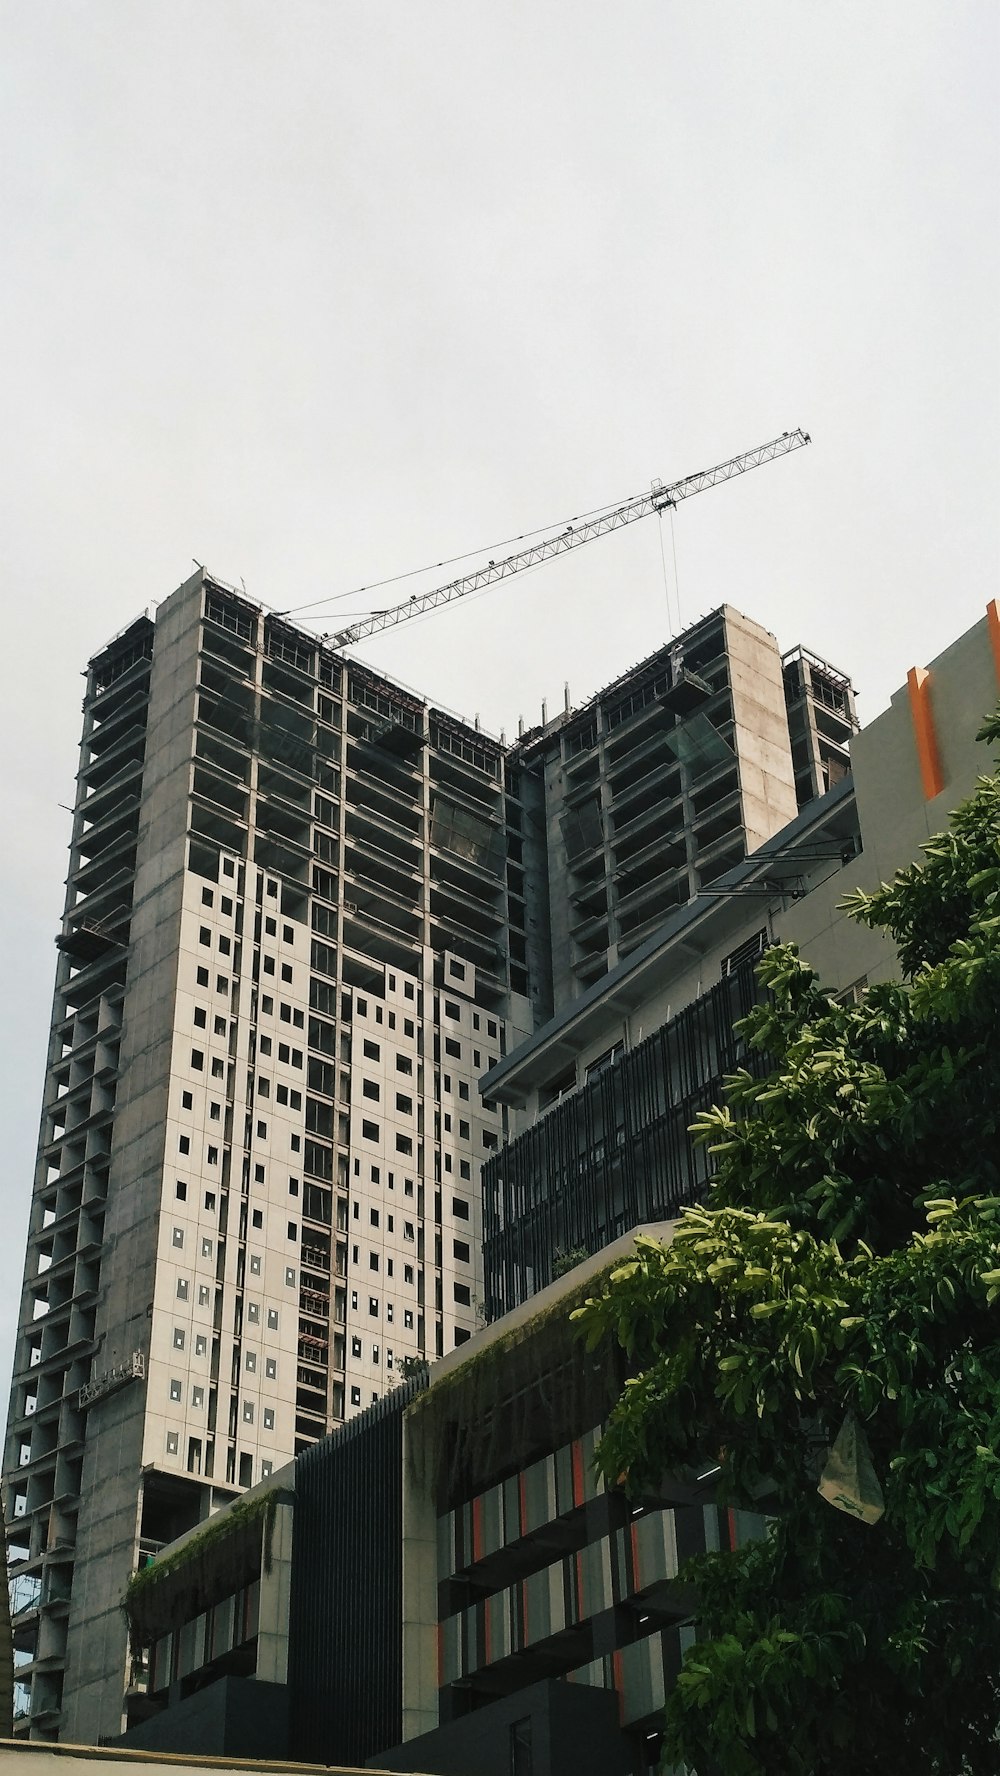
[4,568,856,1743]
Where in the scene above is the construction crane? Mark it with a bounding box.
[325,429,810,649]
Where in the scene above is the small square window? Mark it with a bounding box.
[207,1145,218,1165]
[196,966,210,987]
[218,935,231,955]
[201,1237,213,1258]
[202,887,214,906]
[262,995,273,1015]
[176,1278,189,1301]
[172,1227,184,1249]
[214,1015,227,1036]
[362,1078,380,1101]
[386,1301,394,1321]
[252,1209,263,1229]
[198,1284,210,1306]
[169,1379,182,1402]
[246,1351,257,1372]
[283,924,294,943]
[291,1133,301,1151]
[192,1385,204,1408]
[217,974,228,993]
[289,1176,299,1196]
[243,1402,254,1423]
[459,1158,471,1181]
[222,858,235,877]
[193,1006,207,1028]
[173,1328,185,1350]
[247,1302,260,1324]
[191,1050,204,1071]
[287,1221,297,1241]
[285,1266,296,1286]
[260,1034,272,1055]
[350,1386,361,1406]
[181,1091,193,1110]
[166,1431,179,1454]
[268,1308,279,1329]
[396,1054,412,1076]
[257,1120,267,1138]
[210,1101,221,1121]
[263,955,276,976]
[281,964,293,983]
[195,1334,207,1356]
[369,1253,379,1271]
[205,1191,216,1210]
[255,1163,266,1183]
[250,1253,261,1275]
[261,1460,273,1479]
[369,1296,379,1316]
[362,1119,379,1141]
[265,916,277,937]
[404,1263,414,1284]
[404,1309,414,1329]
[211,1057,224,1078]
[175,1180,187,1201]
[199,927,211,947]
[265,1357,277,1379]
[263,1407,275,1430]
[458,1080,469,1101]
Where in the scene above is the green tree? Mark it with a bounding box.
[573,717,1000,1775]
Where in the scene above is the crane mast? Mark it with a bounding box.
[328,429,810,649]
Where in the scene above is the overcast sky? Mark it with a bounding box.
[1,2,997,1388]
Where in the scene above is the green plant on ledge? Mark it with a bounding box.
[122,1488,279,1650]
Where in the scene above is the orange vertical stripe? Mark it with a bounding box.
[612,1648,626,1724]
[472,1495,483,1562]
[906,666,944,800]
[987,600,1000,686]
[571,1439,585,1509]
[727,1506,738,1552]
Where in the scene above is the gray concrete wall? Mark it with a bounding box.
[62,575,204,1744]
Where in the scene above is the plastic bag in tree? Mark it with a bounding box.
[817,1410,885,1524]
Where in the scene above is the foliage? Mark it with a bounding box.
[552,1245,590,1279]
[397,1354,431,1383]
[123,1488,278,1648]
[408,1263,625,1502]
[572,719,1000,1775]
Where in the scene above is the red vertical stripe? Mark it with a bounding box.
[612,1648,626,1724]
[727,1507,738,1552]
[630,1521,641,1592]
[571,1438,585,1509]
[472,1494,483,1562]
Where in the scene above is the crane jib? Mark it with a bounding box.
[331,429,810,648]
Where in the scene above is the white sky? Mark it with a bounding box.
[1,2,997,1387]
